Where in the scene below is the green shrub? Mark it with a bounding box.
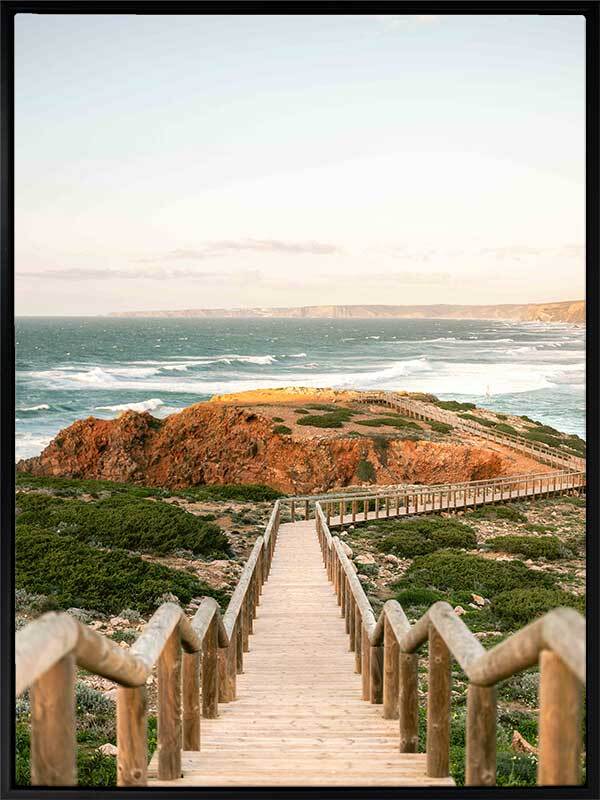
[396,587,445,607]
[468,504,527,523]
[497,414,508,420]
[491,587,584,626]
[16,525,226,614]
[498,671,540,704]
[356,459,376,482]
[272,416,284,422]
[458,413,496,428]
[398,551,555,599]
[273,424,292,435]
[434,400,476,411]
[184,483,283,502]
[306,403,354,413]
[496,752,538,786]
[429,421,452,434]
[494,423,519,436]
[486,534,572,560]
[294,408,309,414]
[16,493,229,558]
[297,409,352,428]
[16,472,162,498]
[378,517,477,557]
[355,416,420,430]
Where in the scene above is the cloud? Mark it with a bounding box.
[136,239,343,263]
[18,267,264,283]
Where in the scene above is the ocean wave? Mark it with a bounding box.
[15,431,54,460]
[19,403,50,412]
[94,398,165,413]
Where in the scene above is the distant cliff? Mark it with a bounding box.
[108,300,584,323]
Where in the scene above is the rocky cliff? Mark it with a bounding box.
[18,402,543,494]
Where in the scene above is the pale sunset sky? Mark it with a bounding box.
[15,13,585,315]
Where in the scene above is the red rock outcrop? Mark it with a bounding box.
[18,402,543,494]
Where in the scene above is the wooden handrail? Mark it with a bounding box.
[355,391,585,469]
[316,499,586,786]
[15,500,282,787]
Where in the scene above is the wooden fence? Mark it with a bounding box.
[355,391,585,470]
[285,469,586,524]
[315,502,586,786]
[15,501,281,786]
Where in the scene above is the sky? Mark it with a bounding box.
[15,13,585,315]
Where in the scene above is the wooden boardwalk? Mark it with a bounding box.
[148,520,454,787]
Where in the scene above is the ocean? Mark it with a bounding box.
[15,317,586,460]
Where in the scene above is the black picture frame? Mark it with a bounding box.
[1,3,598,798]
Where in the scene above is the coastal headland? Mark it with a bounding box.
[17,387,584,494]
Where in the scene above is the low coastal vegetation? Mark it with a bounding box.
[337,494,586,786]
[16,492,229,557]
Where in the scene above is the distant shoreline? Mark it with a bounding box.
[103,300,585,324]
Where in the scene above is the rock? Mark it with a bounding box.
[16,397,519,494]
[511,730,538,755]
[348,525,355,531]
[109,616,129,628]
[97,743,118,757]
[384,554,401,565]
[210,559,230,569]
[471,594,486,606]
[340,542,353,558]
[146,675,154,685]
[453,606,466,616]
[354,554,375,565]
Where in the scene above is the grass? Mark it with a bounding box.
[355,416,420,430]
[486,534,573,560]
[468,504,527,523]
[16,525,227,615]
[433,400,476,411]
[273,424,292,435]
[16,472,283,502]
[429,420,453,434]
[16,492,229,558]
[377,517,477,557]
[296,409,354,428]
[356,459,376,482]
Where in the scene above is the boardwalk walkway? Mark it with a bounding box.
[148,520,454,787]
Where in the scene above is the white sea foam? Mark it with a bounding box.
[19,403,50,411]
[94,398,165,413]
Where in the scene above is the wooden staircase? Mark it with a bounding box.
[148,520,453,787]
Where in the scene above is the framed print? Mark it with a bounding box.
[1,3,598,798]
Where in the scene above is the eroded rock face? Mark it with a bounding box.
[18,403,521,494]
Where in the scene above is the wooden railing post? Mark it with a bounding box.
[538,650,583,785]
[354,605,362,673]
[30,653,77,786]
[236,617,244,673]
[426,626,451,778]
[182,651,201,750]
[361,625,371,700]
[117,685,148,786]
[383,615,399,719]
[399,652,419,752]
[369,641,383,704]
[157,627,182,780]
[465,683,496,785]
[218,634,237,703]
[202,616,219,719]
